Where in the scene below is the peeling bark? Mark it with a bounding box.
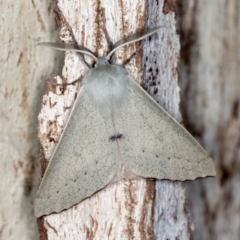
[0,1,62,240]
[36,0,190,239]
[178,1,240,240]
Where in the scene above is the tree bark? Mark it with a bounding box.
[178,1,240,240]
[0,1,62,240]
[37,0,191,239]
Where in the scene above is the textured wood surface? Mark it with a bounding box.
[37,0,190,239]
[178,1,240,240]
[0,1,62,240]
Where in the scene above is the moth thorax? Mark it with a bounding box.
[83,64,127,113]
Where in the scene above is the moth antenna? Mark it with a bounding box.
[37,42,98,62]
[106,26,164,61]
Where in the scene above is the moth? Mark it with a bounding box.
[34,27,215,218]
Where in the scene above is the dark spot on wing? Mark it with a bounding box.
[109,133,123,141]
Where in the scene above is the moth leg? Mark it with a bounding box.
[47,77,83,87]
[47,76,82,94]
[102,9,114,51]
[54,9,91,69]
[101,8,117,64]
[122,42,144,66]
[47,76,83,94]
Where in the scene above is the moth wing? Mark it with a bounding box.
[34,87,118,217]
[116,77,216,181]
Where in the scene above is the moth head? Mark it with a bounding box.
[37,26,163,68]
